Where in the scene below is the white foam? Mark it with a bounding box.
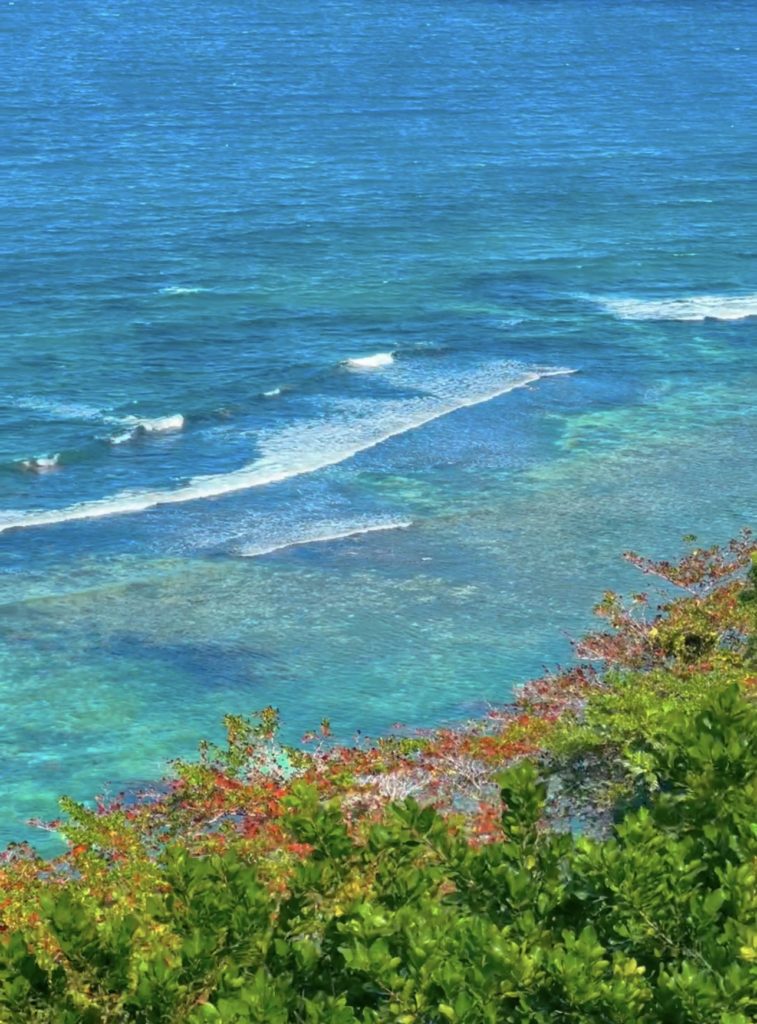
[19,454,60,473]
[263,388,281,397]
[109,414,185,444]
[0,363,574,534]
[239,519,413,557]
[597,293,757,322]
[344,352,395,370]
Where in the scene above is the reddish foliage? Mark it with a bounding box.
[624,528,755,596]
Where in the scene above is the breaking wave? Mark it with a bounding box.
[0,362,574,534]
[597,293,757,322]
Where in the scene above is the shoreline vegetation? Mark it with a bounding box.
[1,531,755,1022]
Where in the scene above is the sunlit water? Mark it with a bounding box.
[1,0,755,849]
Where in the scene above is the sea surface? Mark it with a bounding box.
[1,0,755,850]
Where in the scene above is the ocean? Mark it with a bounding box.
[1,0,755,849]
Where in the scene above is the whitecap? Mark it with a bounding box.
[239,519,413,557]
[597,293,757,322]
[0,362,575,534]
[263,388,281,397]
[344,352,395,370]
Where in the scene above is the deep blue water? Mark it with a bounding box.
[1,0,755,849]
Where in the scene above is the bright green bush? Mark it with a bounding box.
[1,687,755,1023]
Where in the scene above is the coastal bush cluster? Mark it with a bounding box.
[0,533,755,1022]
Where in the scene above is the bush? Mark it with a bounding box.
[1,687,755,1023]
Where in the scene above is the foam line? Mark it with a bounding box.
[0,364,574,534]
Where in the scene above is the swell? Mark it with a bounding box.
[0,364,574,534]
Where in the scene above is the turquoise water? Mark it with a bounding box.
[1,0,755,849]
